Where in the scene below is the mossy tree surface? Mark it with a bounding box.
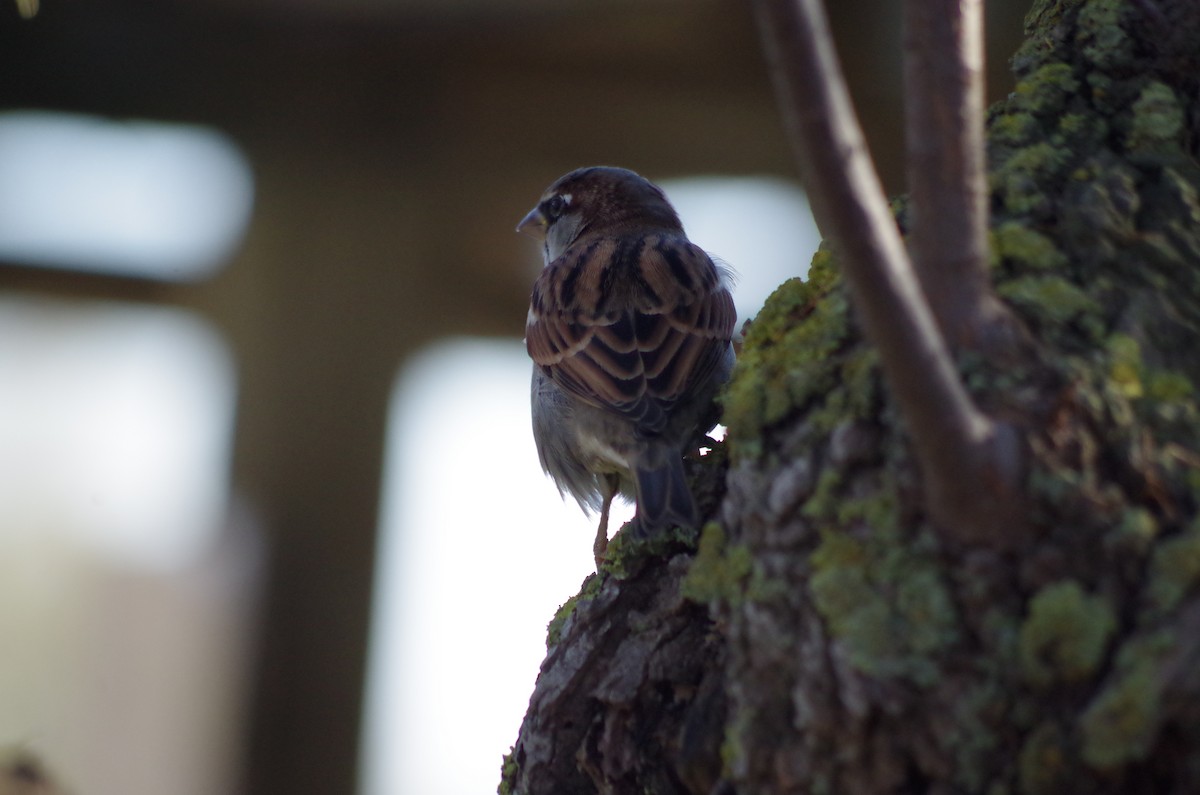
[503,1,1200,793]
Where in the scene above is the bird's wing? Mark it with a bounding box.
[526,234,735,435]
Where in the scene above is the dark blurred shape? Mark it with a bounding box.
[0,749,65,795]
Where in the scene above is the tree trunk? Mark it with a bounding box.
[501,1,1200,792]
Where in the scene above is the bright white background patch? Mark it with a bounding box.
[361,340,616,795]
[0,297,237,570]
[0,110,254,280]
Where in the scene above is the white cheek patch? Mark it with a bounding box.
[560,193,572,206]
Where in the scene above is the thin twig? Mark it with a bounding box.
[751,0,1024,544]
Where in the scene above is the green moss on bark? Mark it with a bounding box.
[721,249,848,459]
[1127,82,1186,153]
[545,572,603,648]
[1018,581,1116,687]
[681,523,753,606]
[1146,519,1200,616]
[1079,631,1175,768]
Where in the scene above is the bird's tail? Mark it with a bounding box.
[633,455,699,537]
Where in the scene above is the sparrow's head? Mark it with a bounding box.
[517,166,683,262]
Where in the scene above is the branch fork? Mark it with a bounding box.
[753,0,1026,544]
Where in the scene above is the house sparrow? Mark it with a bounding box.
[517,166,736,564]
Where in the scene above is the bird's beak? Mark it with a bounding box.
[516,207,548,239]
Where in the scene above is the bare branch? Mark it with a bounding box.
[750,0,1024,544]
[903,0,1006,351]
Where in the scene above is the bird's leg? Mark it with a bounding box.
[593,474,619,568]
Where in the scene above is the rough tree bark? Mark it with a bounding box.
[501,0,1200,793]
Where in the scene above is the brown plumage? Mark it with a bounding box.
[518,166,736,564]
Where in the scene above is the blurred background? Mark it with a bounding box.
[0,1,1027,794]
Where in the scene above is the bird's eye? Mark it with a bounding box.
[544,195,567,220]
